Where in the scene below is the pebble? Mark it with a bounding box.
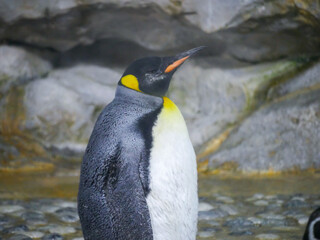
[40,205,61,213]
[0,205,24,213]
[275,200,283,206]
[255,233,280,239]
[224,217,254,229]
[56,201,77,208]
[285,199,309,208]
[48,225,76,235]
[214,195,234,204]
[265,195,277,200]
[246,193,264,201]
[54,207,79,223]
[205,220,220,226]
[247,217,263,225]
[298,216,309,225]
[198,209,228,220]
[197,230,215,238]
[254,200,269,206]
[219,205,238,215]
[198,202,214,211]
[8,234,32,240]
[259,213,285,220]
[313,200,320,205]
[2,225,29,234]
[229,230,253,236]
[21,211,47,225]
[0,214,13,225]
[0,192,318,240]
[42,233,64,240]
[23,231,45,238]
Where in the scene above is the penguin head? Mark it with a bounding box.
[119,46,205,97]
[303,207,320,240]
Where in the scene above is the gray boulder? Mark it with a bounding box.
[24,65,120,155]
[0,0,319,172]
[1,0,319,62]
[169,59,306,149]
[209,86,320,172]
[0,45,52,94]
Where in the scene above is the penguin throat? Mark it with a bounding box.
[163,97,178,111]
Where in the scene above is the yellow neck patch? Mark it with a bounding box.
[161,97,185,125]
[121,74,141,92]
[163,97,178,111]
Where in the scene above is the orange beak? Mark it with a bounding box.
[165,56,189,73]
[163,46,206,74]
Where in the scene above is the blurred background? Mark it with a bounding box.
[0,0,319,239]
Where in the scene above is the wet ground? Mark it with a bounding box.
[0,171,319,240]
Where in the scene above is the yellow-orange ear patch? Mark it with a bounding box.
[121,74,141,92]
[165,56,189,73]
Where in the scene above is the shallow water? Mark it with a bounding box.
[0,171,319,239]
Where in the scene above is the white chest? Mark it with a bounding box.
[146,97,198,240]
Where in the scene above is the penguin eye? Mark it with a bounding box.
[148,69,158,74]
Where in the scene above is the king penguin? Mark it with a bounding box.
[78,47,204,240]
[303,207,320,240]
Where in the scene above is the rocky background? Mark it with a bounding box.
[0,0,319,173]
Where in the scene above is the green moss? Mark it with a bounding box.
[0,74,11,88]
[243,59,311,115]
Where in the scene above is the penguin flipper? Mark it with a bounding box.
[103,141,153,240]
[78,142,153,240]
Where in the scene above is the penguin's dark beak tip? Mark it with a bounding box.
[164,46,206,73]
[179,46,207,58]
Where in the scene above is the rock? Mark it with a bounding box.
[54,207,79,223]
[246,194,265,201]
[2,225,29,234]
[255,233,280,240]
[219,205,239,216]
[268,61,320,100]
[0,1,319,173]
[41,234,64,240]
[0,205,24,214]
[47,225,76,235]
[39,205,61,214]
[182,0,250,33]
[229,230,253,236]
[23,231,45,238]
[198,202,214,212]
[285,199,309,209]
[224,217,255,229]
[23,65,120,155]
[197,229,216,238]
[258,213,285,220]
[0,0,319,63]
[254,200,269,206]
[8,235,32,240]
[214,195,234,204]
[170,59,304,150]
[0,45,52,94]
[298,216,309,225]
[198,209,228,221]
[0,64,121,167]
[21,211,47,225]
[208,84,320,172]
[247,217,263,225]
[0,214,14,226]
[0,1,211,52]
